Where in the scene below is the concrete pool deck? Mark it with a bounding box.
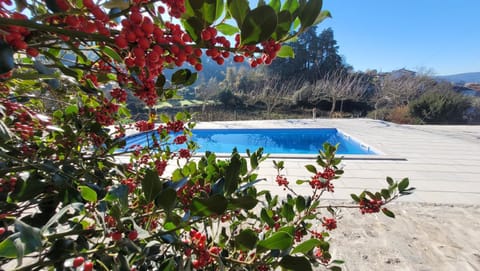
[194,118,480,205]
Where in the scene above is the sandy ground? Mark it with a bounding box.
[327,202,480,271]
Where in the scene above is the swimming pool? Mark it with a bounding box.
[123,128,377,155]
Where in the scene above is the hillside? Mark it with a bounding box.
[436,72,480,84]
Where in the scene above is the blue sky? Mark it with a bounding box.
[317,0,479,75]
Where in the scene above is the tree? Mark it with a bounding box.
[268,26,348,84]
[409,89,471,124]
[310,70,369,117]
[249,76,303,118]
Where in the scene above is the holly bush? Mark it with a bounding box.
[0,0,414,270]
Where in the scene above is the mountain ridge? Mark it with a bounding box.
[436,72,480,84]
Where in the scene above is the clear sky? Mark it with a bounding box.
[317,0,479,75]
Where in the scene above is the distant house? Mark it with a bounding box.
[389,68,417,79]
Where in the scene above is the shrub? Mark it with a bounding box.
[409,90,471,124]
[0,0,413,270]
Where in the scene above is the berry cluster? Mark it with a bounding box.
[185,229,220,269]
[275,175,289,187]
[135,120,155,132]
[114,7,202,105]
[177,181,211,209]
[173,135,187,144]
[0,12,38,58]
[201,27,231,66]
[0,177,16,193]
[313,247,331,264]
[94,98,120,126]
[234,35,282,67]
[121,178,138,193]
[321,217,337,231]
[309,168,336,192]
[72,256,94,271]
[110,88,128,103]
[359,198,383,214]
[1,99,49,140]
[154,159,167,176]
[160,0,186,18]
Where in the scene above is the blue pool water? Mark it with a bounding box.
[123,128,377,155]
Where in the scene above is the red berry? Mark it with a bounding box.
[111,231,122,241]
[83,261,94,271]
[73,256,85,267]
[233,55,244,63]
[200,30,211,41]
[128,230,138,241]
[194,63,203,71]
[130,11,143,25]
[26,47,39,57]
[115,36,128,48]
[0,228,5,235]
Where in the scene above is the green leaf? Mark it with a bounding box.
[295,196,306,212]
[142,170,163,203]
[15,220,42,255]
[261,208,274,226]
[224,153,242,194]
[155,188,177,212]
[9,177,48,202]
[305,164,317,174]
[240,5,277,45]
[65,105,78,116]
[277,45,294,58]
[0,236,18,258]
[228,196,258,210]
[313,10,332,26]
[319,240,330,251]
[191,195,228,216]
[257,231,293,253]
[269,0,281,12]
[104,184,129,210]
[382,208,395,218]
[350,193,360,203]
[227,0,250,27]
[386,177,394,186]
[398,178,409,192]
[279,255,312,271]
[272,10,292,40]
[171,69,193,85]
[380,189,390,200]
[291,238,322,255]
[102,46,123,63]
[42,203,84,233]
[281,203,295,222]
[78,186,98,202]
[299,0,322,30]
[181,16,204,42]
[329,266,342,271]
[332,259,345,264]
[235,229,258,250]
[187,0,218,24]
[282,0,299,14]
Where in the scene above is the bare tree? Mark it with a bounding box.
[249,76,303,118]
[373,73,436,109]
[310,70,369,117]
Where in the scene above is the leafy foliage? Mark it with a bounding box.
[409,90,471,124]
[0,0,413,270]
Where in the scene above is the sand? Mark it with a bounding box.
[327,202,480,271]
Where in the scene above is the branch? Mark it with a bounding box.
[0,18,113,43]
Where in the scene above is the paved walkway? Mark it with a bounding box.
[194,119,480,205]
